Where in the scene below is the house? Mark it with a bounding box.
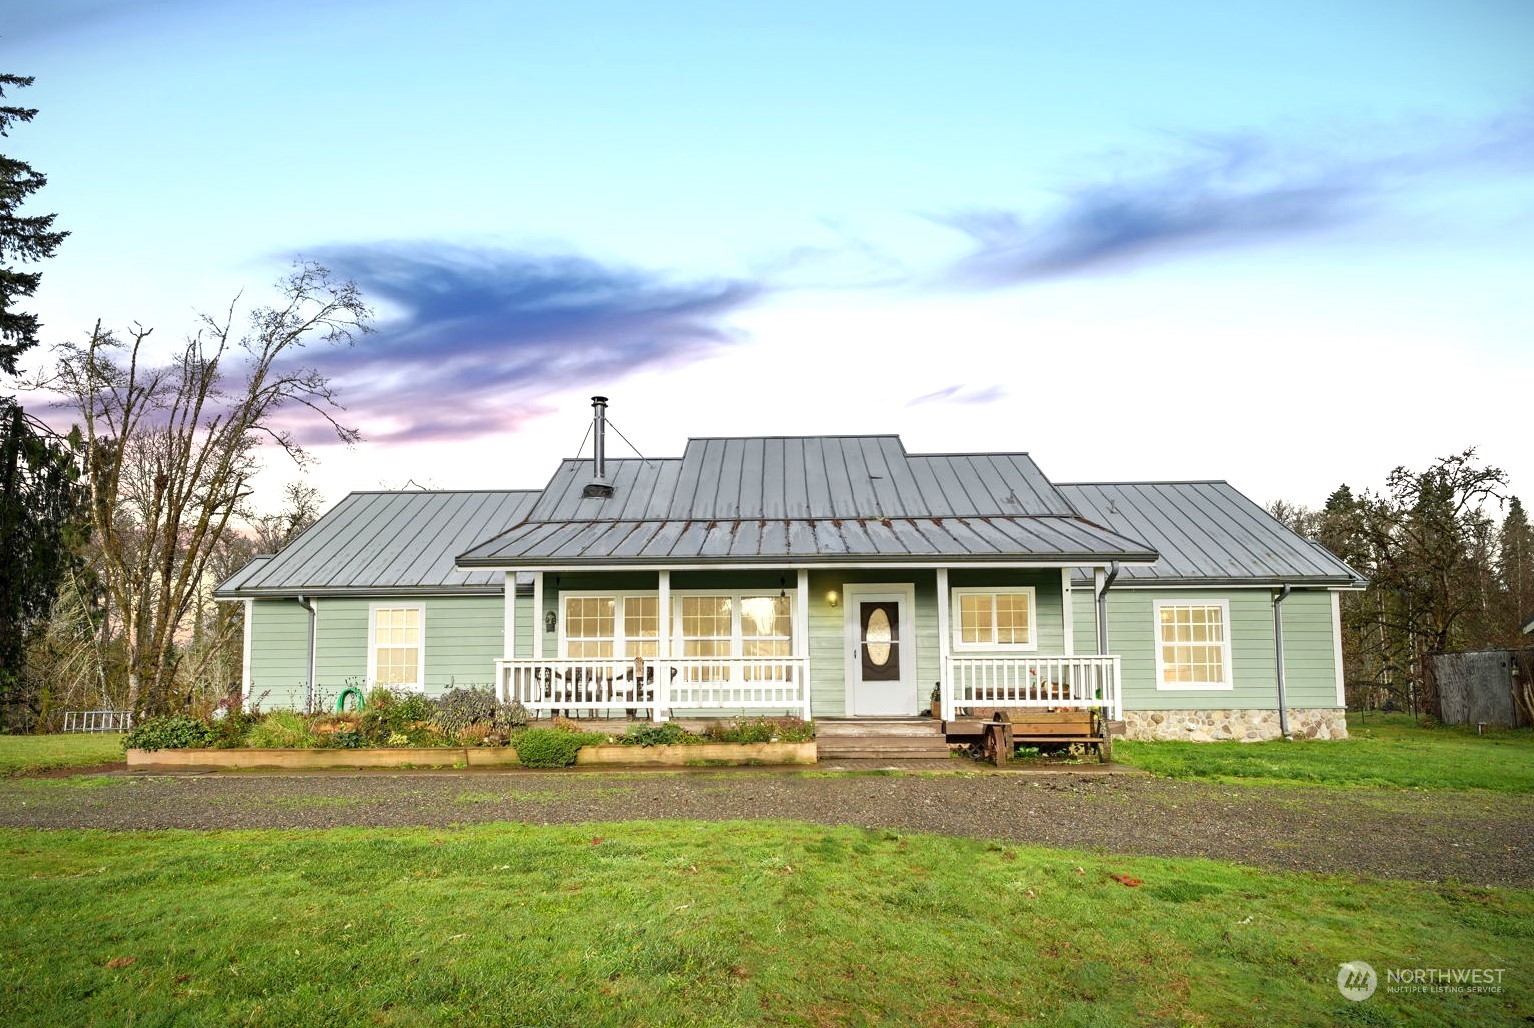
[215,398,1364,742]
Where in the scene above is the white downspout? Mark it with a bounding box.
[1273,585,1293,740]
[296,595,317,712]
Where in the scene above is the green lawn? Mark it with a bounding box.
[0,821,1528,1026]
[1114,713,1534,792]
[0,733,126,777]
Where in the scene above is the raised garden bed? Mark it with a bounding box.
[126,747,494,770]
[126,740,817,770]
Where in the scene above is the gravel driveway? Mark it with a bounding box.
[2,768,1529,887]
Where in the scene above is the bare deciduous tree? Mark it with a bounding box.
[42,262,370,715]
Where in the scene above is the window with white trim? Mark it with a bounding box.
[555,591,795,665]
[563,596,616,659]
[369,605,425,689]
[951,588,1036,650]
[1154,600,1233,689]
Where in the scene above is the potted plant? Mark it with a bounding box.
[929,683,942,719]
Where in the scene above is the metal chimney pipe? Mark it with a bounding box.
[591,395,608,481]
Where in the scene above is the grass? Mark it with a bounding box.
[1114,713,1534,793]
[0,822,1528,1026]
[0,733,126,777]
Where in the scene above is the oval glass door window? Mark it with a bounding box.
[866,607,892,665]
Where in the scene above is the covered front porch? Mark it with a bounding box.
[492,565,1123,723]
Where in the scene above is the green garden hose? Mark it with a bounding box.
[335,687,365,712]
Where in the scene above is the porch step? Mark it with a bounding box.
[815,718,945,738]
[816,720,949,758]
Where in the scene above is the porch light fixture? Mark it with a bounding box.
[779,575,787,599]
[826,589,839,608]
[544,610,557,634]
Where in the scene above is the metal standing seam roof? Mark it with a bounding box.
[456,514,1159,567]
[522,436,1079,522]
[1059,482,1366,586]
[215,490,541,597]
[458,435,1156,568]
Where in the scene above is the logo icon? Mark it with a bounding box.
[1337,961,1377,1001]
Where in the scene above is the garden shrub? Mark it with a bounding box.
[245,709,317,749]
[207,708,262,749]
[704,717,815,744]
[359,688,438,745]
[455,723,493,746]
[432,686,497,735]
[513,727,606,768]
[620,722,697,747]
[124,715,214,752]
[492,700,530,733]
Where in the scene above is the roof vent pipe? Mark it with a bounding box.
[591,396,608,481]
[582,396,615,499]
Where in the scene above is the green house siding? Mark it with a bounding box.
[247,599,311,709]
[248,595,508,707]
[1085,588,1340,712]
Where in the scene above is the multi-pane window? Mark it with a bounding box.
[563,596,616,659]
[556,593,795,674]
[952,589,1036,650]
[624,596,659,659]
[370,606,423,688]
[740,596,792,679]
[1155,601,1232,689]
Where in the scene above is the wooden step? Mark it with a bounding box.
[818,738,951,758]
[816,719,945,738]
[819,745,951,759]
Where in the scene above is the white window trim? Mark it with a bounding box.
[1153,598,1234,691]
[554,589,800,659]
[556,591,654,659]
[670,589,797,657]
[950,586,1038,652]
[367,602,427,692]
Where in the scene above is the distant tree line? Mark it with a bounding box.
[1269,450,1532,716]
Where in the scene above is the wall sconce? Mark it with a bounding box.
[826,589,839,608]
[544,610,557,634]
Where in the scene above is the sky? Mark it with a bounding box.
[8,0,1534,518]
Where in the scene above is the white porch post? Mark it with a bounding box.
[656,569,671,722]
[1061,568,1074,656]
[503,572,518,659]
[796,568,811,721]
[501,571,518,702]
[936,568,953,721]
[532,571,545,660]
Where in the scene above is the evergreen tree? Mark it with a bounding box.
[1,72,68,372]
[1497,496,1534,640]
[0,72,81,729]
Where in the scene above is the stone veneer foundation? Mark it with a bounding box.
[1122,708,1348,742]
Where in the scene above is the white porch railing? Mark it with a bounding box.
[943,654,1121,721]
[495,656,812,721]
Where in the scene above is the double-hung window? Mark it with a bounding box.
[1154,600,1233,689]
[951,588,1037,650]
[369,604,425,690]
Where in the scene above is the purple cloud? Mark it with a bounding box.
[907,384,1005,406]
[935,111,1534,287]
[275,245,761,444]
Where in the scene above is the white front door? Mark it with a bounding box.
[844,584,918,716]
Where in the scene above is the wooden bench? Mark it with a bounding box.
[960,709,1112,764]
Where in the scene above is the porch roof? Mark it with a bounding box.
[455,513,1158,567]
